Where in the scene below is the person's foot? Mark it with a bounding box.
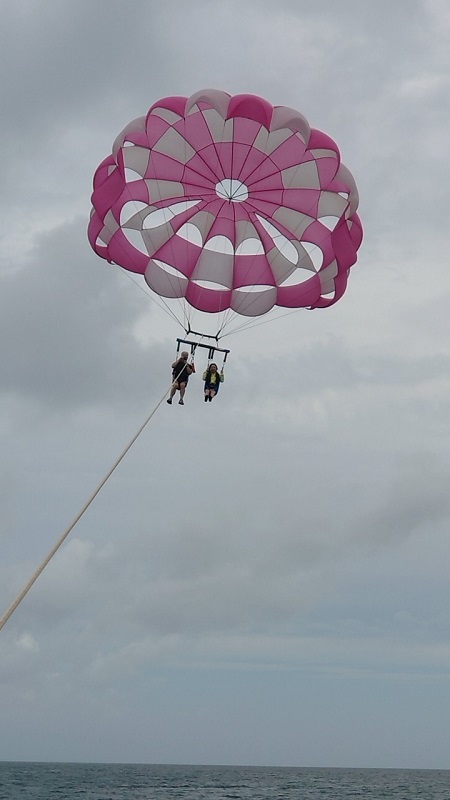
[178,399,184,405]
[166,398,172,404]
[208,395,212,401]
[204,395,208,402]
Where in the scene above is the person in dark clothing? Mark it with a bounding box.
[167,351,195,405]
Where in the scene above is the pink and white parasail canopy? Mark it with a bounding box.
[88,89,363,318]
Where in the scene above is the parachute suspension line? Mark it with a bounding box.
[98,164,192,332]
[212,201,239,337]
[95,188,186,327]
[216,120,342,335]
[147,200,192,332]
[224,307,304,338]
[213,183,292,338]
[214,144,271,337]
[184,110,232,337]
[120,181,189,328]
[117,265,184,329]
[175,337,200,362]
[176,335,229,372]
[218,173,344,337]
[226,131,277,320]
[218,348,229,369]
[0,382,175,633]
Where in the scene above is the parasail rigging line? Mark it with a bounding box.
[117,263,184,329]
[223,306,305,338]
[0,369,188,633]
[110,179,189,329]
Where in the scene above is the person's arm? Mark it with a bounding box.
[171,359,179,369]
[186,362,195,375]
[202,370,208,380]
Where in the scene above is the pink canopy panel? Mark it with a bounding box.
[88,89,363,317]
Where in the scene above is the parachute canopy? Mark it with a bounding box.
[88,89,363,323]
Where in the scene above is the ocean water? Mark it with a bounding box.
[0,762,449,800]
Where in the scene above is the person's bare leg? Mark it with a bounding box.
[167,382,178,404]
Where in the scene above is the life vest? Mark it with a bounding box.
[204,369,222,391]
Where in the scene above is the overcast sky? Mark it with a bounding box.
[1,0,450,770]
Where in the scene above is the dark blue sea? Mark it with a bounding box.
[0,762,449,800]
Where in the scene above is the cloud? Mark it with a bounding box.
[0,219,167,413]
[1,0,450,768]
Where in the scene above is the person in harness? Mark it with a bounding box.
[167,351,195,405]
[202,362,224,401]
